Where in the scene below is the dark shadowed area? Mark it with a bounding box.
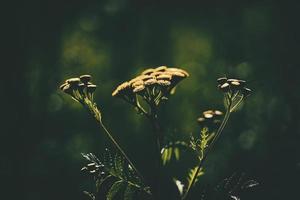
[3,0,300,200]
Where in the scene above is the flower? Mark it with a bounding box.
[217,77,251,97]
[112,66,189,108]
[197,110,223,127]
[60,74,96,102]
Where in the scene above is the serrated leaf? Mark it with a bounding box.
[106,180,126,200]
[186,166,204,189]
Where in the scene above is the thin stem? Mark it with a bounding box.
[98,120,145,182]
[230,95,244,113]
[82,101,145,183]
[182,101,232,200]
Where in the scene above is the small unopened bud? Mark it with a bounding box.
[87,84,97,93]
[231,81,240,86]
[214,110,223,115]
[59,83,68,90]
[66,78,80,85]
[197,117,205,123]
[203,113,213,119]
[217,77,227,84]
[80,75,92,84]
[219,82,230,92]
[78,83,85,92]
[62,84,73,95]
[87,163,96,167]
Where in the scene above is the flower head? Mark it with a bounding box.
[197,109,223,128]
[217,77,251,97]
[59,74,97,103]
[112,66,189,110]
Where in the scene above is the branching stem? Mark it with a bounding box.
[182,101,232,200]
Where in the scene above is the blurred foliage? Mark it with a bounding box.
[3,0,300,200]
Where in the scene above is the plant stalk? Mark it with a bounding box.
[182,102,232,200]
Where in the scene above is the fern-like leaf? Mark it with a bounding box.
[186,166,204,191]
[81,149,150,200]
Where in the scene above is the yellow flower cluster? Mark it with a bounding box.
[112,66,189,98]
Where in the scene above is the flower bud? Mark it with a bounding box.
[66,78,80,85]
[80,75,92,84]
[78,83,85,92]
[217,77,227,84]
[59,82,68,90]
[203,110,214,119]
[214,110,223,116]
[61,84,73,95]
[219,82,230,92]
[87,84,97,94]
[197,117,206,123]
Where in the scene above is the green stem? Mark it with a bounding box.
[182,102,232,200]
[98,120,144,182]
[230,95,244,113]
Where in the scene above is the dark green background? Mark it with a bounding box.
[3,0,300,199]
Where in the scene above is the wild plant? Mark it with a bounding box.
[59,66,256,200]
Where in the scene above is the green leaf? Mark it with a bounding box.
[161,141,188,165]
[186,166,204,189]
[174,148,180,160]
[106,180,126,200]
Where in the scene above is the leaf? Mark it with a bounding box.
[186,166,204,189]
[106,180,126,200]
[82,149,148,200]
[161,141,188,165]
[174,148,180,160]
[173,178,184,195]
